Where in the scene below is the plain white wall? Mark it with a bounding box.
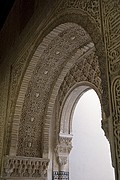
[69,89,115,180]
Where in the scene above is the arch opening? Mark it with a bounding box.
[69,89,115,180]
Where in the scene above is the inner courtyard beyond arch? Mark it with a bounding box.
[0,1,120,180]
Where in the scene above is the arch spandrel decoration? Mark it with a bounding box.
[54,50,103,136]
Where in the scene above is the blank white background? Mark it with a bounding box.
[69,89,115,180]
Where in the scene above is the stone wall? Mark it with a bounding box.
[0,0,120,179]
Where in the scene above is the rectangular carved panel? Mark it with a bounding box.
[2,156,49,179]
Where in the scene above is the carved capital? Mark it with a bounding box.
[55,134,73,166]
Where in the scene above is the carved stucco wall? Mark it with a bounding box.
[1,0,120,179]
[57,51,102,133]
[102,1,120,176]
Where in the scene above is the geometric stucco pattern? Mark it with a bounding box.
[58,51,102,106]
[55,51,102,142]
[17,25,91,157]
